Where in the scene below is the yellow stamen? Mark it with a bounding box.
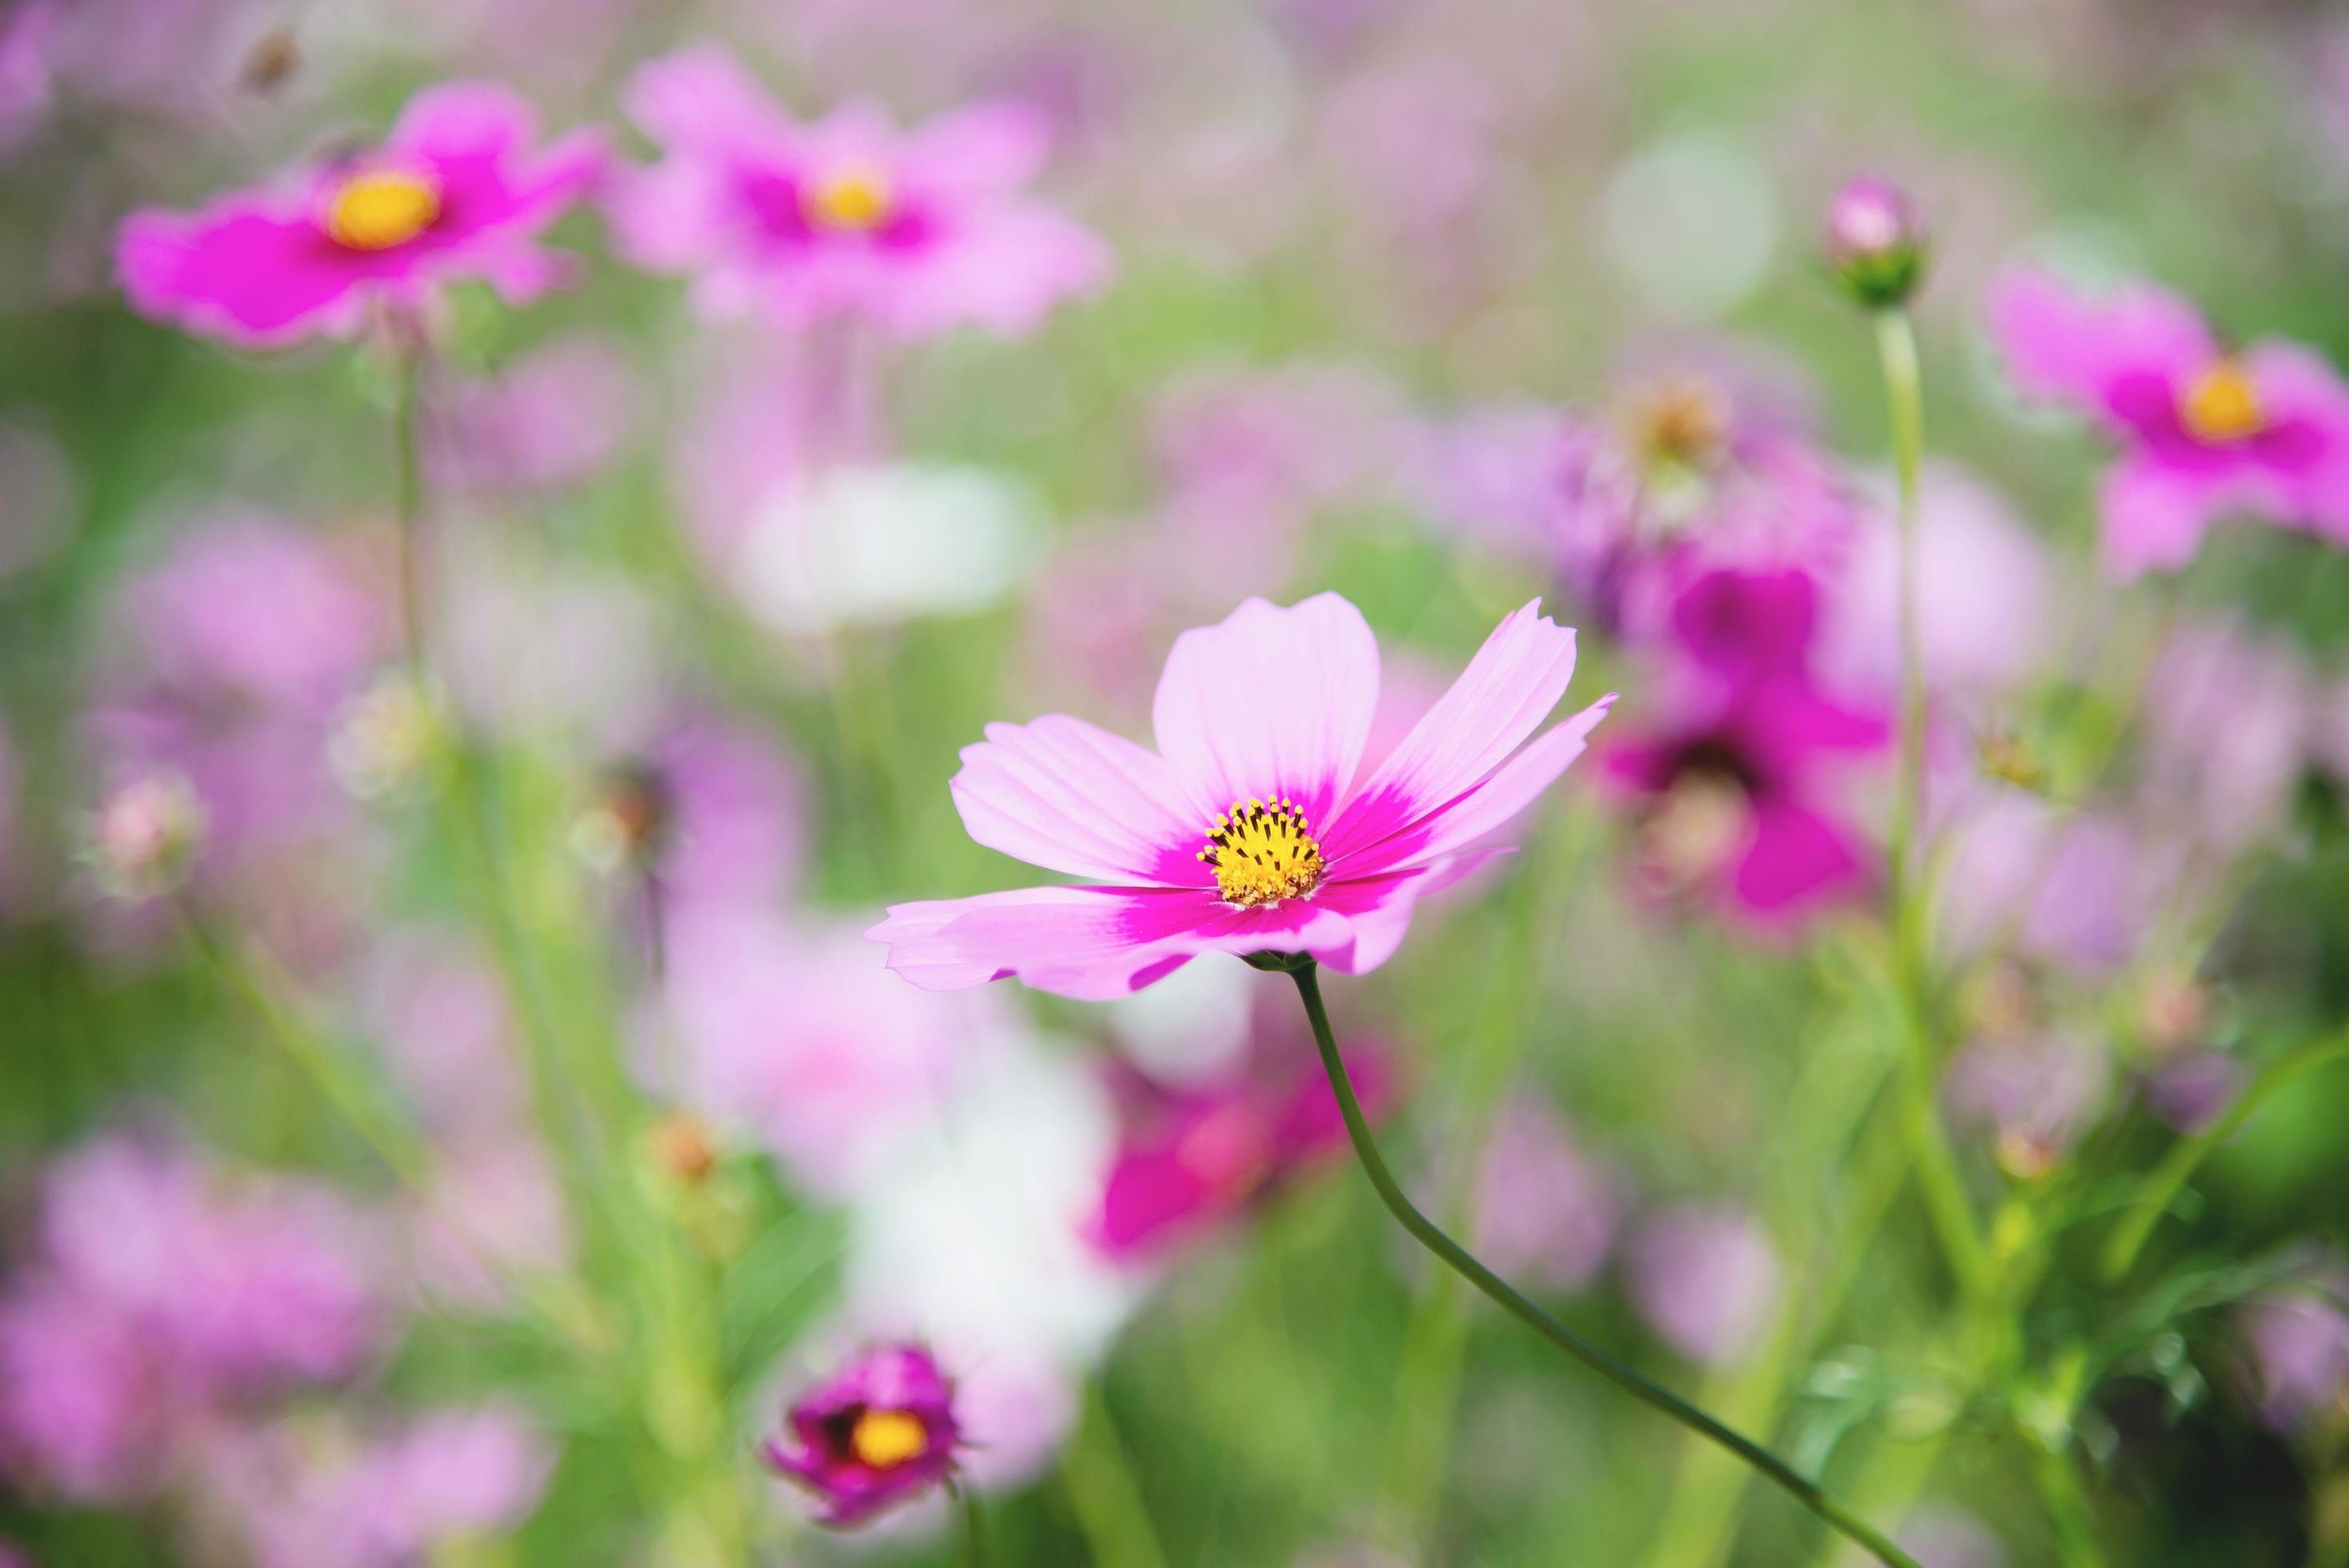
[849,1409,929,1468]
[1198,797,1325,909]
[2180,361,2264,445]
[325,169,442,252]
[805,165,896,232]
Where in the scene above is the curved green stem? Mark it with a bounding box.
[2103,1029,2349,1281]
[1281,960,1919,1568]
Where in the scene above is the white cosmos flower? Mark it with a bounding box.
[740,462,1047,634]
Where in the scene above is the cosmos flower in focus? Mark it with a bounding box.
[765,1344,962,1526]
[869,594,1613,999]
[117,82,606,348]
[1086,1032,1394,1263]
[1599,567,1888,930]
[1988,265,2349,578]
[613,44,1110,338]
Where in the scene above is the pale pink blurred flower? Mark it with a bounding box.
[2141,620,2317,858]
[0,3,57,158]
[1936,791,2175,978]
[613,44,1110,338]
[406,1141,570,1314]
[0,1282,157,1500]
[436,543,666,747]
[1819,463,2054,700]
[1626,1202,1781,1367]
[574,712,807,927]
[1471,1098,1620,1294]
[1899,1504,2009,1568]
[2243,1269,2349,1431]
[86,513,387,886]
[666,910,1015,1199]
[426,332,638,495]
[210,1403,552,1568]
[1943,1031,2110,1178]
[2143,1050,2243,1136]
[357,930,526,1142]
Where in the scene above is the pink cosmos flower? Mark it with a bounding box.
[117,82,606,348]
[1987,264,2349,578]
[1599,568,1889,929]
[765,1344,962,1526]
[612,44,1110,338]
[1625,1202,1781,1367]
[1086,1034,1394,1263]
[868,594,1614,999]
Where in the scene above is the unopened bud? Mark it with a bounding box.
[89,773,206,901]
[1825,176,1927,310]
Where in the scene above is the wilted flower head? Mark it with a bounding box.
[1823,176,1926,309]
[613,45,1110,338]
[87,771,205,900]
[765,1344,962,1526]
[118,82,606,348]
[870,594,1613,998]
[1988,265,2349,578]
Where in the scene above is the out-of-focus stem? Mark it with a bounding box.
[1870,308,1991,1306]
[390,328,427,678]
[2102,1027,2349,1281]
[1283,960,1921,1568]
[2032,1447,2107,1568]
[1059,1378,1170,1568]
[951,1480,990,1568]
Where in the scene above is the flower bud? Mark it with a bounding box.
[88,773,206,901]
[1824,176,1927,309]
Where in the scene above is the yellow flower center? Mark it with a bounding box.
[2180,361,2264,445]
[1198,797,1326,909]
[849,1408,929,1468]
[325,170,442,252]
[805,165,896,233]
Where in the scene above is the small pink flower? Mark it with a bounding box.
[117,82,606,348]
[869,594,1614,999]
[1987,264,2349,578]
[612,44,1110,338]
[1626,1203,1781,1367]
[765,1344,962,1526]
[1599,567,1888,929]
[1087,1037,1394,1262]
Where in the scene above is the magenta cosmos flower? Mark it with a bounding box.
[869,594,1614,999]
[765,1344,961,1526]
[117,82,606,348]
[612,44,1110,338]
[1989,265,2349,578]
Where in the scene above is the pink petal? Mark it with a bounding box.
[950,714,1209,886]
[2099,454,2222,579]
[1150,594,1379,825]
[388,79,542,164]
[117,204,367,348]
[901,102,1054,196]
[869,884,1354,1001]
[622,44,796,154]
[1727,798,1871,919]
[1988,265,2214,416]
[1323,599,1578,858]
[1338,695,1615,878]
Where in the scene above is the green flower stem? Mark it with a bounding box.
[2102,1028,2349,1281]
[1059,1378,1170,1568]
[1282,959,1920,1568]
[1871,307,1994,1306]
[951,1480,990,1568]
[2032,1446,2107,1568]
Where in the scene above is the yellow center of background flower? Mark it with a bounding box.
[326,170,442,251]
[1199,798,1326,908]
[1625,377,1729,474]
[2180,361,2264,445]
[805,166,895,232]
[849,1408,929,1468]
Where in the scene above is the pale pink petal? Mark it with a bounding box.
[1323,600,1578,857]
[901,102,1054,196]
[950,714,1209,885]
[1988,266,2214,414]
[1337,694,1614,878]
[1150,594,1379,824]
[2099,454,2222,579]
[622,44,796,154]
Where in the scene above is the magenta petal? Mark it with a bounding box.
[1323,599,1577,858]
[1314,847,1511,975]
[1988,265,2213,417]
[950,714,1207,885]
[868,886,1219,999]
[118,203,370,348]
[1150,594,1379,825]
[1728,798,1871,919]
